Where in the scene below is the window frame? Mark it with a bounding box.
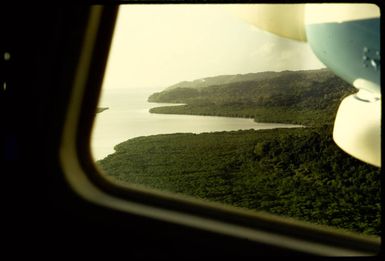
[59,4,381,256]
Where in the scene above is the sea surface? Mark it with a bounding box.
[91,88,301,160]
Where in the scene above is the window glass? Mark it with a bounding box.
[91,4,381,236]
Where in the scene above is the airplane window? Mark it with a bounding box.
[91,4,381,238]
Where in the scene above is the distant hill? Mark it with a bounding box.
[164,71,283,91]
[148,69,356,126]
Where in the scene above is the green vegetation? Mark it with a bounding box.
[148,69,356,126]
[99,127,380,235]
[98,69,381,236]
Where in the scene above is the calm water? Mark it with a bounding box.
[91,88,301,160]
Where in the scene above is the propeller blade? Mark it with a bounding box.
[227,4,307,42]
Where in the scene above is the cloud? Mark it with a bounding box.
[250,36,324,72]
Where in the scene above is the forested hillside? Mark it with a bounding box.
[163,70,289,91]
[148,69,356,126]
[98,69,380,236]
[99,126,381,235]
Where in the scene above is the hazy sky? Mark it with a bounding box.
[102,4,325,90]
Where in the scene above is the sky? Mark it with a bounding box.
[102,4,325,90]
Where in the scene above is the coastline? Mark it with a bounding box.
[96,107,109,113]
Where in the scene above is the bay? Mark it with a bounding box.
[91,88,301,160]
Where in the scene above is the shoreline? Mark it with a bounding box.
[149,103,308,127]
